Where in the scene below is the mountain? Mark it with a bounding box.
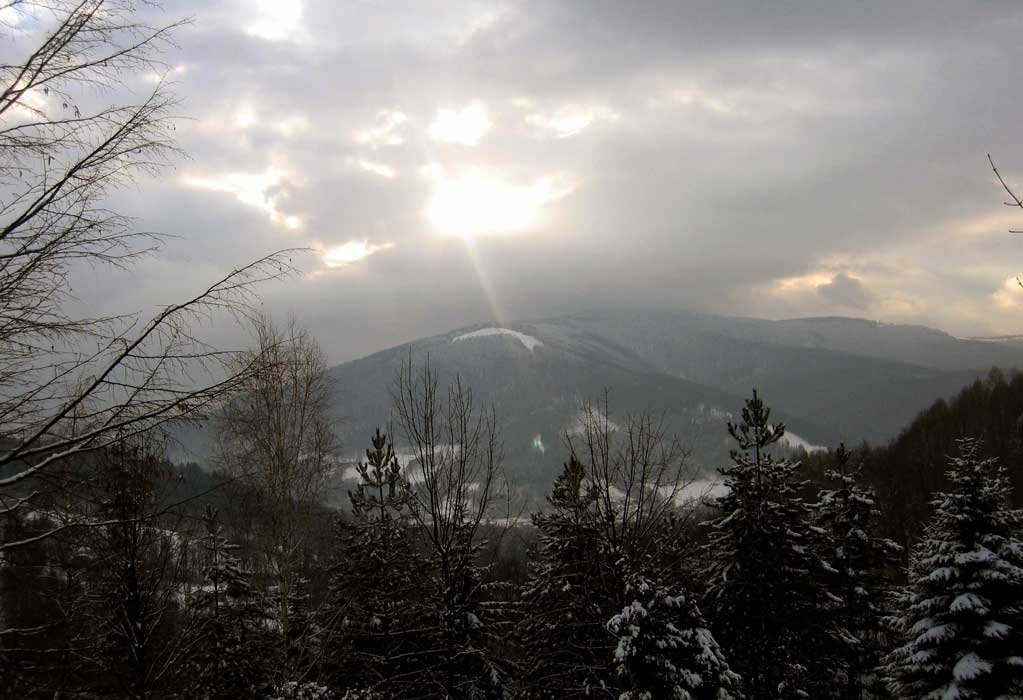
[325,309,1023,498]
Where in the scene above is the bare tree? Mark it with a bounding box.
[392,356,509,698]
[567,397,698,581]
[0,0,298,557]
[216,313,336,664]
[514,397,699,698]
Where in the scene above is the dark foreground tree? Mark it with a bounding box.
[886,437,1023,700]
[816,445,901,700]
[78,437,193,699]
[702,390,840,700]
[217,313,336,679]
[392,357,509,699]
[325,428,428,697]
[517,402,716,699]
[188,506,272,700]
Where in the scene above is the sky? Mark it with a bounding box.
[50,1,1023,363]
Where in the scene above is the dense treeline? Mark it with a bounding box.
[4,368,1023,698]
[802,368,1023,554]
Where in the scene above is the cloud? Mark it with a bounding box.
[427,168,575,237]
[353,110,409,147]
[817,273,875,310]
[62,0,1023,363]
[182,168,303,230]
[245,0,304,42]
[992,277,1023,310]
[429,101,491,146]
[323,240,394,268]
[524,103,620,138]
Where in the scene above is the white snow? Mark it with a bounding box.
[677,479,728,503]
[780,430,826,454]
[567,408,619,436]
[452,327,543,352]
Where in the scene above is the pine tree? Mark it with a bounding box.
[517,457,618,698]
[85,442,193,700]
[520,426,731,700]
[702,390,839,700]
[886,437,1023,700]
[816,445,901,700]
[189,506,271,700]
[325,429,429,697]
[608,576,743,700]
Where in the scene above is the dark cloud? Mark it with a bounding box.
[817,273,875,310]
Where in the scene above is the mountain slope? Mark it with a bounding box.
[328,324,838,492]
[326,309,1020,494]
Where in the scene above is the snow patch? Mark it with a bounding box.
[677,479,728,503]
[781,430,826,454]
[567,409,619,436]
[452,327,543,352]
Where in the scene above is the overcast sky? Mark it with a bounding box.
[65,1,1023,363]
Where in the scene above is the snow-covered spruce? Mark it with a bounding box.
[608,577,743,700]
[269,681,336,700]
[815,444,902,699]
[702,390,842,700]
[886,437,1023,699]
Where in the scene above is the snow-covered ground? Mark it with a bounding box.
[566,408,620,436]
[452,327,543,352]
[780,430,827,454]
[341,444,461,484]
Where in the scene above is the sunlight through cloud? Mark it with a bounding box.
[183,168,302,230]
[245,0,303,42]
[350,158,396,179]
[324,240,394,268]
[525,104,619,138]
[427,168,573,238]
[992,277,1023,310]
[429,101,491,146]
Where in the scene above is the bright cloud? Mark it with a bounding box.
[660,86,736,116]
[350,158,396,179]
[772,271,835,294]
[427,167,574,238]
[183,168,302,230]
[245,0,303,42]
[144,64,187,84]
[235,102,258,129]
[323,240,394,267]
[429,101,491,146]
[525,104,619,138]
[353,110,408,147]
[992,277,1023,310]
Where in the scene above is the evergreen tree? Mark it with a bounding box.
[519,410,726,700]
[85,442,193,700]
[608,577,743,700]
[325,429,429,697]
[886,437,1023,700]
[702,390,839,700]
[189,506,270,700]
[816,445,901,700]
[518,456,618,698]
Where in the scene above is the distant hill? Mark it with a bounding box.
[319,309,1023,499]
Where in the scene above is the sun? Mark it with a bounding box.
[427,168,571,239]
